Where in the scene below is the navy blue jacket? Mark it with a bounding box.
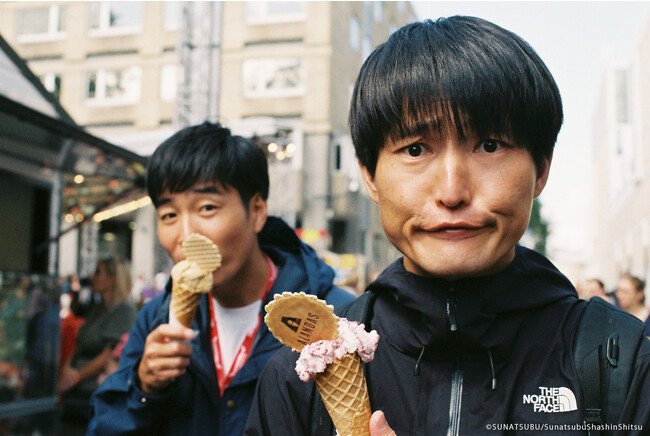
[245,246,650,435]
[87,217,354,436]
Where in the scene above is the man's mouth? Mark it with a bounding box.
[415,220,494,240]
[426,221,484,232]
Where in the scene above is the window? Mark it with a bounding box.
[245,2,306,25]
[242,58,304,98]
[350,17,360,51]
[39,73,61,100]
[89,2,143,36]
[16,5,66,42]
[163,1,181,30]
[85,67,142,106]
[374,2,382,23]
[160,64,178,102]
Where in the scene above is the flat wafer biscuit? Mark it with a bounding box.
[182,233,222,272]
[264,292,339,351]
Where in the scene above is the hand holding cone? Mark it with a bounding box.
[170,234,222,328]
[265,292,379,436]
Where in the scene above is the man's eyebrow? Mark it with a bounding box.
[156,197,169,207]
[191,185,224,195]
[155,185,224,207]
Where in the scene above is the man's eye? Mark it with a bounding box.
[479,140,501,153]
[201,204,218,212]
[405,144,423,157]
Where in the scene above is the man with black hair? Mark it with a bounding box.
[245,17,650,435]
[87,122,354,435]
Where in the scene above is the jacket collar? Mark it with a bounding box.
[259,216,337,300]
[368,245,578,359]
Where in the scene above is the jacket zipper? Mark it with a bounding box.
[446,287,463,436]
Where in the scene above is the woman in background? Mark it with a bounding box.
[58,256,136,422]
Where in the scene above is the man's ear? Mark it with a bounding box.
[359,160,379,204]
[533,152,553,198]
[249,193,268,233]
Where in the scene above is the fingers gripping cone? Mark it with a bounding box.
[265,292,374,436]
[170,234,222,328]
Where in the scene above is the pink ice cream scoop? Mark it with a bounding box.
[295,318,379,382]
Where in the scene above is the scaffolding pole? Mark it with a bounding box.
[174,1,222,129]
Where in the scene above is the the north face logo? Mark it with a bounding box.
[522,387,577,413]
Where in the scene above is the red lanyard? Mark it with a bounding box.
[209,253,277,396]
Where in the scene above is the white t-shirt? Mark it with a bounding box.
[211,296,262,372]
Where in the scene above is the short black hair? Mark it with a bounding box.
[349,16,563,177]
[146,122,269,207]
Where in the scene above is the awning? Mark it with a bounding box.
[0,34,147,226]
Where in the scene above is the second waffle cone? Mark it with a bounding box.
[313,352,371,436]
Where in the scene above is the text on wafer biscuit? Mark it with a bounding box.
[281,312,321,345]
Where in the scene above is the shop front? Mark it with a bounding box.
[0,34,146,432]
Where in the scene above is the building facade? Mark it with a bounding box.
[590,13,650,293]
[0,1,415,285]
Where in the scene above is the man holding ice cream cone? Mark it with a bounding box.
[245,17,650,436]
[87,122,353,436]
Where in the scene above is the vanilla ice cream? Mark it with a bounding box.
[171,260,213,294]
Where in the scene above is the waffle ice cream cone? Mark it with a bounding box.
[170,280,202,328]
[264,292,379,436]
[170,234,221,328]
[313,352,371,436]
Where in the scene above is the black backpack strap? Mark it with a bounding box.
[309,290,377,436]
[573,296,645,435]
[334,289,377,324]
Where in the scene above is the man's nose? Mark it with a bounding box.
[180,214,197,243]
[434,151,471,209]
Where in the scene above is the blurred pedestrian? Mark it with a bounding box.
[70,276,100,319]
[0,275,30,366]
[23,278,61,435]
[131,274,147,303]
[584,278,617,305]
[58,256,136,424]
[617,273,649,336]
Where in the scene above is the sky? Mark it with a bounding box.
[411,1,650,263]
